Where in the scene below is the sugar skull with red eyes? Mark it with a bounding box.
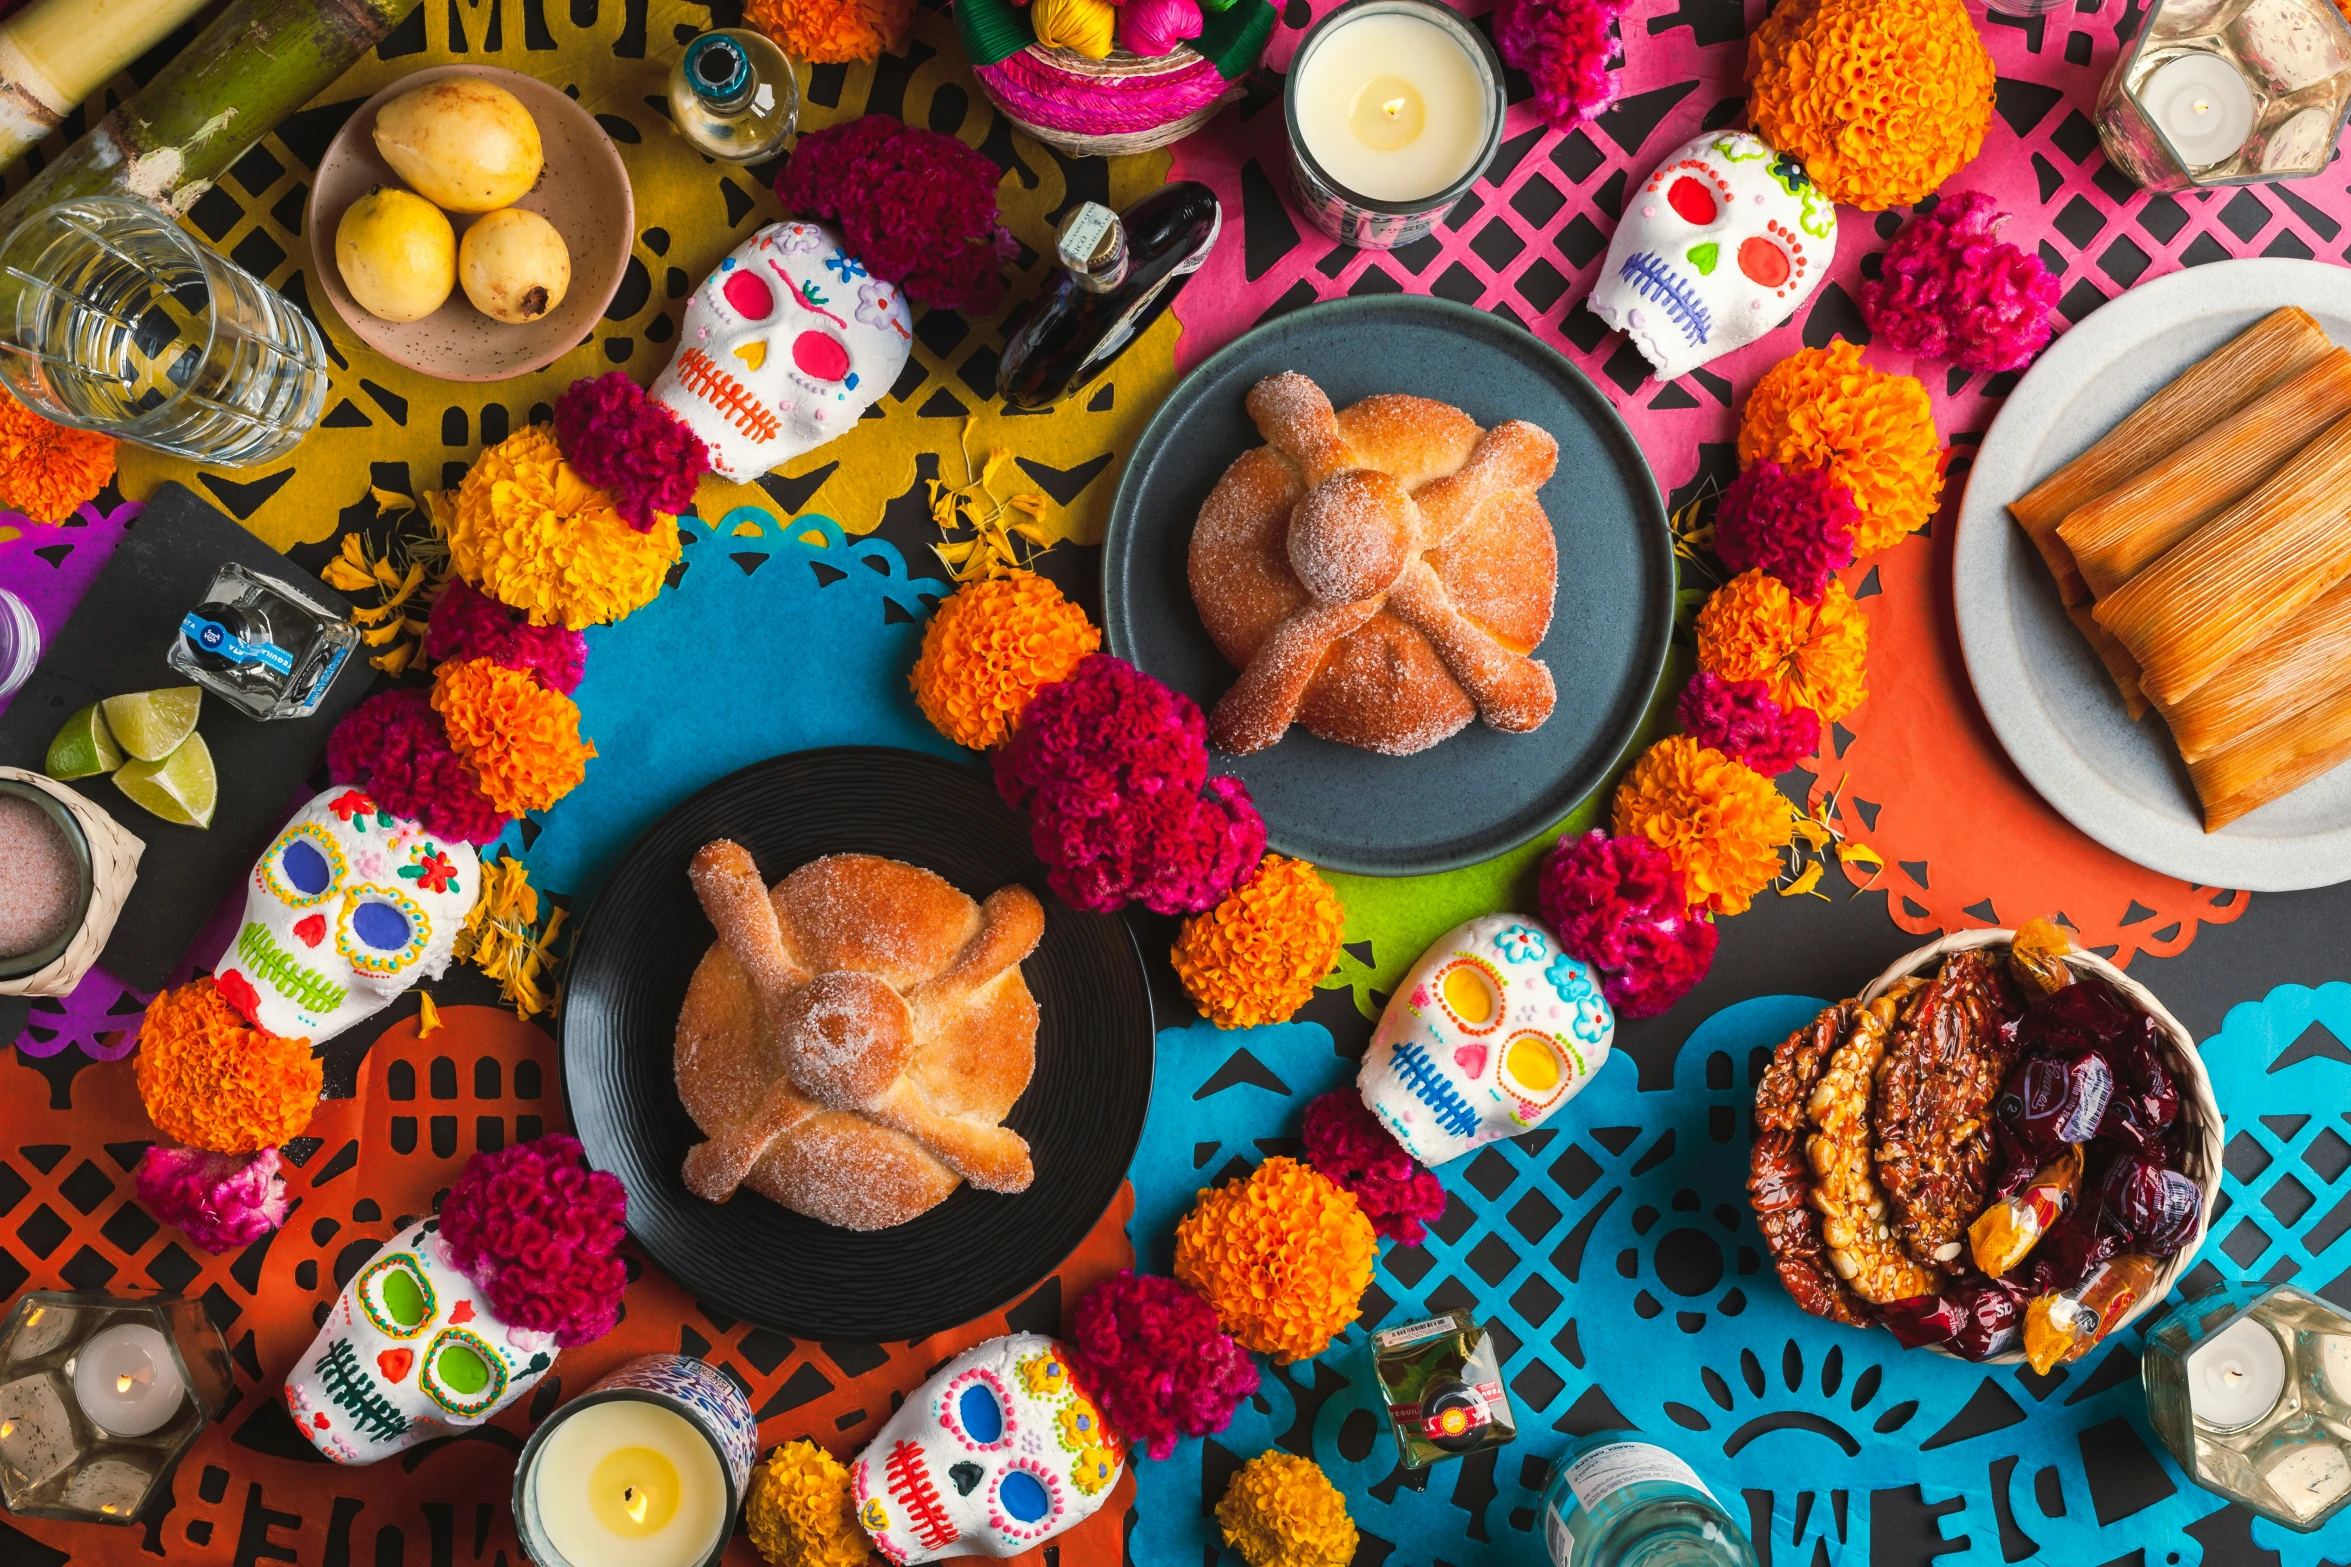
[649,220,914,483]
[1586,132,1837,382]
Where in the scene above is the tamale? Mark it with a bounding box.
[2008,307,2333,603]
[2093,408,2351,707]
[2065,603,2150,720]
[2154,577,2351,762]
[2059,347,2351,599]
[2189,680,2351,830]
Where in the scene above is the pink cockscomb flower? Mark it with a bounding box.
[135,1146,289,1254]
[1299,1090,1447,1244]
[552,372,710,531]
[1068,1270,1259,1460]
[437,1134,628,1347]
[424,577,589,695]
[1859,191,2059,373]
[1715,461,1859,604]
[1497,0,1627,132]
[773,116,1017,317]
[327,688,511,845]
[1677,671,1821,777]
[1536,830,1718,1019]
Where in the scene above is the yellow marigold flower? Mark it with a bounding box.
[1739,342,1942,557]
[745,0,912,62]
[0,389,115,525]
[442,425,680,630]
[1173,1157,1376,1365]
[1217,1452,1358,1567]
[911,571,1101,750]
[1697,569,1870,722]
[745,1440,868,1567]
[1746,0,1995,211]
[1612,735,1795,918]
[135,979,321,1155]
[432,657,596,815]
[1171,855,1347,1029]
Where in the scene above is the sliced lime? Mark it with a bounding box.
[100,686,202,763]
[45,702,124,780]
[114,732,216,828]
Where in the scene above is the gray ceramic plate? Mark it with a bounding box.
[1954,257,2351,891]
[1103,295,1673,877]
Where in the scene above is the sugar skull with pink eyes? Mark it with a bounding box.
[649,220,914,482]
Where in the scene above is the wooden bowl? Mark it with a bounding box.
[306,65,633,383]
[1856,928,2223,1364]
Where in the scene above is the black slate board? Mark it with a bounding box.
[0,481,371,992]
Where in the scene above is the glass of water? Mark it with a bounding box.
[0,197,329,467]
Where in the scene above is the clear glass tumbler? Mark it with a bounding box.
[0,197,328,467]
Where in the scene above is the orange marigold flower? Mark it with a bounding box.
[1217,1452,1358,1567]
[1171,855,1347,1029]
[135,978,320,1155]
[1611,735,1794,917]
[0,389,116,525]
[1746,0,1994,211]
[1697,569,1870,722]
[745,0,912,62]
[911,571,1101,749]
[1173,1157,1376,1364]
[432,657,596,815]
[1739,342,1942,558]
[442,426,680,630]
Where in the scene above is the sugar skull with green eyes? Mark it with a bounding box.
[212,787,480,1044]
[284,1217,555,1464]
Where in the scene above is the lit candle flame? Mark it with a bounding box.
[116,1373,136,1394]
[3,1421,16,1438]
[1382,97,1407,117]
[625,1486,648,1525]
[2193,96,2212,114]
[101,1504,118,1516]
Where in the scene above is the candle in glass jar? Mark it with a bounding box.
[2143,52,2257,166]
[1292,10,1489,201]
[529,1398,728,1567]
[2189,1315,2288,1430]
[70,1324,185,1439]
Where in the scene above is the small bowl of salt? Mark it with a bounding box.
[0,780,93,982]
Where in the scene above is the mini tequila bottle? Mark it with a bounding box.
[668,29,798,164]
[165,562,358,720]
[1539,1433,1760,1567]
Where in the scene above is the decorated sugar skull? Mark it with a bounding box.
[212,787,479,1045]
[1359,914,1612,1166]
[1586,131,1837,382]
[851,1334,1124,1564]
[649,219,914,483]
[284,1218,554,1464]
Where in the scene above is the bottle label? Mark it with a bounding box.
[301,638,354,706]
[1564,1442,1714,1511]
[182,612,293,676]
[1373,1314,1462,1350]
[1544,1497,1576,1565]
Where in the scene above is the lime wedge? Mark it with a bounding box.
[115,732,216,828]
[101,687,202,763]
[45,702,125,780]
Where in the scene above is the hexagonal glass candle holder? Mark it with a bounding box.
[2095,0,2351,191]
[2143,1284,2351,1532]
[0,1291,232,1524]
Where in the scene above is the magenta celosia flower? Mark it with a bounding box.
[425,578,588,694]
[1715,461,1859,603]
[437,1135,628,1348]
[1299,1090,1446,1244]
[552,372,709,531]
[1677,671,1821,776]
[1498,0,1627,132]
[1859,191,2059,373]
[774,117,1017,317]
[135,1146,289,1254]
[327,688,511,845]
[1536,830,1718,1019]
[1068,1271,1258,1460]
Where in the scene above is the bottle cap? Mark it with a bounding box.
[686,33,754,109]
[1057,204,1129,292]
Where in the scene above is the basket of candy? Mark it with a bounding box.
[1747,919,2221,1369]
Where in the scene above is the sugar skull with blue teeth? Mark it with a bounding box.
[1586,131,1838,382]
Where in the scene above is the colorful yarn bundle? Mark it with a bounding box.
[1121,0,1205,56]
[956,0,1277,152]
[1859,191,2060,373]
[1497,0,1627,132]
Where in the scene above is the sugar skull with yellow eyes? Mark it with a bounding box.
[212,787,480,1045]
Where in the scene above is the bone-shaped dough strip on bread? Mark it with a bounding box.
[683,1087,820,1203]
[906,885,1045,1020]
[684,840,816,1201]
[1385,560,1557,732]
[1412,421,1559,548]
[1247,372,1355,488]
[863,1082,1035,1192]
[1208,598,1383,754]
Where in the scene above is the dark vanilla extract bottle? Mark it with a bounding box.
[997,182,1223,410]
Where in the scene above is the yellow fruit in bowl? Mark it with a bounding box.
[459,208,572,324]
[336,188,456,323]
[373,77,544,214]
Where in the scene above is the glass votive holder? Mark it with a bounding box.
[0,1290,233,1524]
[0,588,36,702]
[513,1354,756,1567]
[2142,1283,2351,1531]
[2095,0,2351,190]
[1284,0,1504,250]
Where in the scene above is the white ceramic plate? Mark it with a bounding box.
[1955,257,2351,891]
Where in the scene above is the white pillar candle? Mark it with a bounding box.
[529,1398,729,1567]
[1292,9,1489,202]
[2143,52,2256,167]
[2189,1315,2288,1430]
[70,1324,185,1439]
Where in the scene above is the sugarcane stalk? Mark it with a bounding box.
[0,0,215,173]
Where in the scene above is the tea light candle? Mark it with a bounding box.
[2189,1315,2288,1431]
[2142,52,2256,167]
[70,1324,185,1439]
[1292,8,1489,202]
[529,1398,728,1567]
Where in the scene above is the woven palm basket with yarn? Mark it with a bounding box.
[955,0,1277,157]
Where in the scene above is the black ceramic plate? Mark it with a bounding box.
[1104,295,1674,877]
[561,747,1154,1340]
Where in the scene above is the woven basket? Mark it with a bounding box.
[0,768,144,999]
[1856,927,2224,1365]
[974,42,1246,158]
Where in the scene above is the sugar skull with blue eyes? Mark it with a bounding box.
[212,787,480,1044]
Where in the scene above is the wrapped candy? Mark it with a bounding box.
[2100,1152,2203,1256]
[2005,915,2079,996]
[1970,1146,2083,1278]
[1995,1052,2112,1160]
[2020,974,2136,1056]
[2023,1253,2161,1374]
[1879,1276,2027,1361]
[2097,1014,2180,1150]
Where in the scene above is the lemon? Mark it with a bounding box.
[100,686,202,762]
[337,188,457,324]
[45,702,125,780]
[115,732,216,829]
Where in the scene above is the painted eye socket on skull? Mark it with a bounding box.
[264,823,346,908]
[337,886,431,977]
[941,1368,1017,1450]
[1738,236,1793,287]
[357,1253,436,1338]
[723,266,775,320]
[419,1326,508,1419]
[1667,175,1719,224]
[793,331,851,383]
[991,1460,1065,1540]
[1498,1031,1573,1112]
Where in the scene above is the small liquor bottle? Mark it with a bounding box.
[1538,1433,1760,1567]
[996,183,1222,411]
[668,29,798,163]
[166,563,358,721]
